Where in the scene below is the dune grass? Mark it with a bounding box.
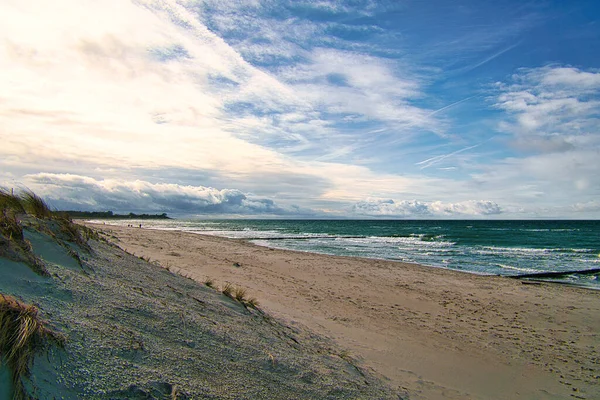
[0,208,23,242]
[221,283,234,298]
[0,187,96,274]
[203,277,215,288]
[0,208,49,276]
[0,294,64,400]
[18,190,52,219]
[219,283,259,309]
[233,287,247,302]
[0,188,25,216]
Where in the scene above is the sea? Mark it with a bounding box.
[102,219,600,289]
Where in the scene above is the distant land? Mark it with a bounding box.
[62,210,171,219]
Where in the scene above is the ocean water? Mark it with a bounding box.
[104,219,600,289]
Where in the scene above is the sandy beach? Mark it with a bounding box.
[86,222,600,400]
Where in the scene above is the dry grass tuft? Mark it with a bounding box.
[0,208,23,242]
[221,283,234,298]
[0,210,49,276]
[0,187,91,274]
[203,277,215,288]
[0,188,25,215]
[19,190,52,219]
[53,213,91,250]
[0,294,65,400]
[233,287,247,302]
[244,297,259,309]
[220,284,259,309]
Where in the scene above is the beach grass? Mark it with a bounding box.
[222,283,234,298]
[0,187,97,274]
[0,207,49,276]
[0,294,64,400]
[244,297,259,309]
[233,287,247,302]
[0,188,25,216]
[0,208,23,242]
[18,190,52,219]
[203,277,216,288]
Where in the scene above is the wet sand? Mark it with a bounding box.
[87,222,600,399]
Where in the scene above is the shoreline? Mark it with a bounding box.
[85,222,600,400]
[89,219,600,290]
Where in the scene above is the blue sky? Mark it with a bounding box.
[1,0,599,218]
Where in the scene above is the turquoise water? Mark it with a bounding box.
[104,219,600,288]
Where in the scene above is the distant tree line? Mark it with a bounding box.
[62,210,171,219]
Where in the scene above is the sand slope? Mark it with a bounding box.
[89,223,600,400]
[0,220,399,399]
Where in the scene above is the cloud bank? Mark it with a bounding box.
[25,173,304,215]
[351,198,502,218]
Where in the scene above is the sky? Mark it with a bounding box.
[1,0,599,218]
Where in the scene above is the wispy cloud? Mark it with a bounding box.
[416,142,485,170]
[494,66,600,153]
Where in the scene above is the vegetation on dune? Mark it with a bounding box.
[203,277,216,288]
[0,294,65,400]
[18,190,52,219]
[0,188,26,216]
[221,282,234,298]
[219,282,259,309]
[0,206,49,276]
[0,187,95,275]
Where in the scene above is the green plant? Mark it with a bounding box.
[0,294,65,400]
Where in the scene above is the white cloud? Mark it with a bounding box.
[468,66,600,214]
[494,66,600,153]
[351,198,501,217]
[23,173,303,215]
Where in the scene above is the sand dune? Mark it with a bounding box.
[1,218,398,399]
[88,222,600,400]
